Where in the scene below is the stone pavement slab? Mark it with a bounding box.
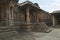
[0,28,60,40]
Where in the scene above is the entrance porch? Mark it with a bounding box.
[52,13,60,26]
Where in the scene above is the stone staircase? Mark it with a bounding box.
[39,22,52,32]
[0,26,14,33]
[31,22,52,33]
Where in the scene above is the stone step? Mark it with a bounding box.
[0,26,13,33]
[0,27,12,30]
[0,29,13,33]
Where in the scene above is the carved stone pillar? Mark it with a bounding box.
[8,6,14,26]
[26,7,31,31]
[52,15,55,26]
[26,7,30,23]
[8,1,16,26]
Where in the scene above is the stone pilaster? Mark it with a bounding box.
[5,5,9,26]
[1,6,4,25]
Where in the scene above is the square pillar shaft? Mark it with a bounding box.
[26,7,30,23]
[26,7,31,31]
[52,16,55,26]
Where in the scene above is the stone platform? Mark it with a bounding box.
[0,28,60,40]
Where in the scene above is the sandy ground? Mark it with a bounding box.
[0,28,60,40]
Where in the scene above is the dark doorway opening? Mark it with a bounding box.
[55,14,60,25]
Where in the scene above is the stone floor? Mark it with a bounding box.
[0,28,60,40]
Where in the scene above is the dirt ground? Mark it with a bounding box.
[0,28,60,40]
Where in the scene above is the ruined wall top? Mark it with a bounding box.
[0,0,19,7]
[0,0,19,4]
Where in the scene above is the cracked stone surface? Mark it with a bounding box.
[0,28,60,40]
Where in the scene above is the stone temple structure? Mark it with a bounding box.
[0,0,52,32]
[0,0,19,32]
[51,10,60,27]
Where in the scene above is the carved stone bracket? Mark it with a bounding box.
[9,0,18,7]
